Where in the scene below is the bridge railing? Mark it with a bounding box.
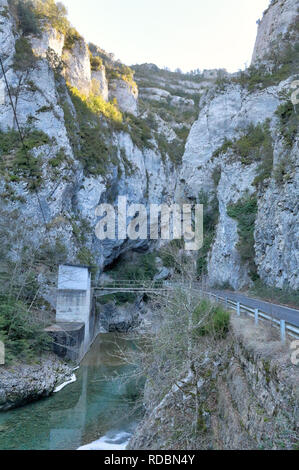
[94,279,169,293]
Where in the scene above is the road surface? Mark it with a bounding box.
[213,290,299,327]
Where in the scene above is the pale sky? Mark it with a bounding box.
[61,0,270,73]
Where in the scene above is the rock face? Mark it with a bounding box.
[129,316,299,450]
[109,78,138,115]
[31,27,65,58]
[91,68,109,101]
[178,75,298,290]
[252,0,299,64]
[0,0,298,296]
[0,355,73,411]
[98,300,143,333]
[63,38,92,94]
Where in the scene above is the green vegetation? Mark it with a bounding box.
[13,37,37,72]
[193,299,230,339]
[77,247,97,276]
[249,280,299,309]
[60,84,121,177]
[106,63,137,88]
[33,0,69,34]
[0,211,67,363]
[121,280,231,447]
[197,191,219,277]
[90,54,103,72]
[212,138,233,159]
[9,0,70,35]
[48,147,67,168]
[234,42,299,92]
[273,154,294,185]
[99,254,157,305]
[212,122,274,187]
[275,101,299,148]
[64,27,82,51]
[69,86,122,123]
[0,296,51,362]
[0,128,50,190]
[123,113,154,151]
[155,133,185,165]
[8,0,41,36]
[227,194,258,280]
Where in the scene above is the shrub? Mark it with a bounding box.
[275,101,299,148]
[233,42,299,92]
[77,247,97,276]
[193,300,230,339]
[249,280,299,308]
[0,128,50,189]
[34,0,69,34]
[227,194,258,280]
[48,147,67,168]
[90,55,103,71]
[61,85,121,176]
[64,27,82,50]
[213,122,274,185]
[273,154,294,185]
[13,37,37,72]
[9,0,41,35]
[123,113,154,151]
[69,86,122,124]
[0,296,51,363]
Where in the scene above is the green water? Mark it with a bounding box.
[0,333,143,450]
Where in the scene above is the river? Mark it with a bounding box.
[0,333,143,450]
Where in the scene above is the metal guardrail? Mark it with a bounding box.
[94,280,299,341]
[199,289,299,342]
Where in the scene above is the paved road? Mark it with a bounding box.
[213,290,299,328]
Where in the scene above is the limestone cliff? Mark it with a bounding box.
[0,0,298,296]
[252,0,299,65]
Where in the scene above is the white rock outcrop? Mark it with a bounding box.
[63,38,91,95]
[109,78,138,115]
[91,68,109,101]
[252,0,298,64]
[31,27,65,59]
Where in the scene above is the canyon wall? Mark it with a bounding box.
[0,0,298,293]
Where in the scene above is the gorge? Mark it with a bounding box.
[0,0,298,451]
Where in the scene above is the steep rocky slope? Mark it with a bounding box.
[177,0,299,290]
[129,316,299,450]
[0,0,298,297]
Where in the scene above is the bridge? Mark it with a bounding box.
[51,265,299,363]
[93,280,171,296]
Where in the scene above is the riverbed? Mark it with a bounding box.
[0,333,143,450]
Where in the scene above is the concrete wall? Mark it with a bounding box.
[55,265,93,357]
[45,322,85,363]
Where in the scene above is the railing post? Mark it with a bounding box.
[280,320,286,343]
[255,308,259,325]
[225,297,228,308]
[237,302,240,316]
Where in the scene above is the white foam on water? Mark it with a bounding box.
[77,431,132,451]
[53,374,77,393]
